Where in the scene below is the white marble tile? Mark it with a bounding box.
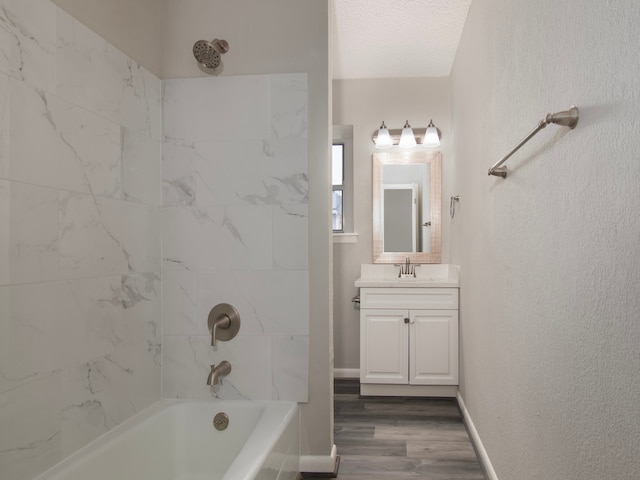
[67,273,161,355]
[256,137,308,202]
[160,73,309,404]
[59,193,160,278]
[162,270,198,335]
[272,335,309,402]
[0,282,81,394]
[117,274,161,347]
[197,270,309,336]
[162,139,195,206]
[94,197,161,274]
[46,93,124,199]
[7,182,59,285]
[0,0,57,93]
[123,128,161,205]
[56,9,160,132]
[8,79,91,192]
[60,341,160,457]
[0,373,62,480]
[0,274,160,396]
[58,192,129,278]
[270,73,308,139]
[194,138,308,207]
[273,204,309,270]
[162,334,271,400]
[162,205,272,271]
[142,67,162,142]
[163,75,271,143]
[0,180,10,285]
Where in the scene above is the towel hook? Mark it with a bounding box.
[450,195,460,219]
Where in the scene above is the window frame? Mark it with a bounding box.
[332,142,345,233]
[332,125,354,235]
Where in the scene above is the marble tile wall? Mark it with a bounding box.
[162,74,309,402]
[0,1,162,479]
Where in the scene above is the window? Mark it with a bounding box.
[332,125,355,239]
[332,143,344,232]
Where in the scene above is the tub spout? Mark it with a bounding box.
[207,361,231,386]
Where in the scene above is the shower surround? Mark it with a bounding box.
[161,74,309,402]
[0,1,309,479]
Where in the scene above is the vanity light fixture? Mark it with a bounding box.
[372,120,442,149]
[398,120,417,148]
[374,121,393,149]
[423,119,441,147]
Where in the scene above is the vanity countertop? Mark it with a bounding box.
[354,264,460,288]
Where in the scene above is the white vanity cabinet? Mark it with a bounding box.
[359,286,459,397]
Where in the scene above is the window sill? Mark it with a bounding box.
[333,233,359,244]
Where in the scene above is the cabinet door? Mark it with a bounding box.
[409,310,458,385]
[360,309,408,384]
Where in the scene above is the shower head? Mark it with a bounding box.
[193,39,229,71]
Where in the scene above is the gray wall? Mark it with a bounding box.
[452,0,640,478]
[332,77,452,370]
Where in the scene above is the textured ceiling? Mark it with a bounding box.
[332,0,472,79]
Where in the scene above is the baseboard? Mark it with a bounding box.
[457,392,499,480]
[333,368,359,378]
[300,444,339,477]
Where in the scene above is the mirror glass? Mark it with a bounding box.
[373,151,441,263]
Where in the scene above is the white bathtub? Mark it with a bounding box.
[34,400,299,480]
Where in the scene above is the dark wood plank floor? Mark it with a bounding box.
[307,379,485,479]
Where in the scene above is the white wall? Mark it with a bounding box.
[452,0,640,478]
[161,73,310,402]
[332,77,452,370]
[0,2,162,479]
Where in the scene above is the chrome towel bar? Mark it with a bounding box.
[488,106,579,178]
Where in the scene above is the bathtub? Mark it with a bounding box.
[34,400,299,480]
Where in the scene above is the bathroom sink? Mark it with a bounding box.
[355,264,460,288]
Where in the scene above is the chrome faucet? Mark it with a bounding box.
[207,361,231,386]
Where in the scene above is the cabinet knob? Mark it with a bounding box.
[404,317,410,324]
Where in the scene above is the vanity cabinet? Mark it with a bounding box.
[359,287,459,397]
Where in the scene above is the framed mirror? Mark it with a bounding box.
[373,151,441,264]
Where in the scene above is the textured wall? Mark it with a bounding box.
[0,1,162,479]
[332,77,452,370]
[161,74,310,402]
[451,0,640,478]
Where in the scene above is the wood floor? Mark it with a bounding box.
[306,379,485,479]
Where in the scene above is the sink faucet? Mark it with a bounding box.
[207,361,231,386]
[397,257,416,277]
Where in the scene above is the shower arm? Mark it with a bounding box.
[488,106,579,178]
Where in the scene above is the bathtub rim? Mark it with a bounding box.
[32,399,299,480]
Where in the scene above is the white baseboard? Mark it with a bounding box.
[333,368,359,378]
[300,444,338,474]
[457,393,499,480]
